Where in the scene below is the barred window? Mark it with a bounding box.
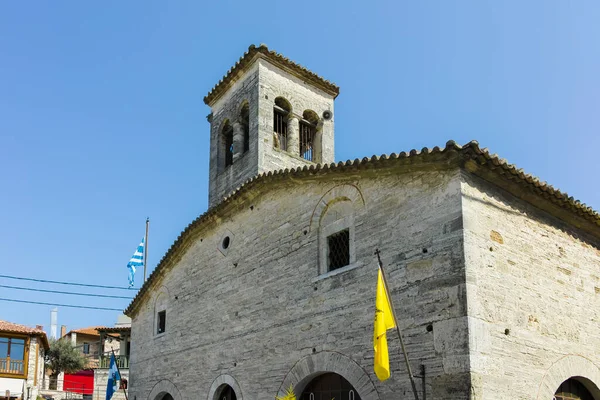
[300,110,319,161]
[327,229,350,271]
[274,97,291,151]
[222,121,233,167]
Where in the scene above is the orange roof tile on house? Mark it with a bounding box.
[65,326,110,337]
[0,320,49,349]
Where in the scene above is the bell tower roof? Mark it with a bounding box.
[204,44,340,106]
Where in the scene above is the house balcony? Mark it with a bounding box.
[99,355,129,369]
[0,357,24,375]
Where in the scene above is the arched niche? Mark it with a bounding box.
[277,351,379,400]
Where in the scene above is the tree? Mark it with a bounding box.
[45,339,87,389]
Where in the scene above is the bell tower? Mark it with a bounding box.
[204,44,340,208]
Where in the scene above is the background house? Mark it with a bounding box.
[0,320,48,400]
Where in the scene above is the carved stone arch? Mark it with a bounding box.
[218,117,232,133]
[147,379,183,400]
[153,285,170,309]
[153,286,170,334]
[277,351,379,400]
[309,183,366,233]
[207,374,244,400]
[536,354,600,399]
[274,95,293,114]
[237,99,249,118]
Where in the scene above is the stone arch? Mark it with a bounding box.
[277,351,379,400]
[147,379,182,400]
[309,183,366,233]
[274,96,292,114]
[536,355,600,399]
[207,374,244,400]
[237,99,249,116]
[302,109,319,126]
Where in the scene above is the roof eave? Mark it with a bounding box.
[124,140,600,317]
[203,44,340,107]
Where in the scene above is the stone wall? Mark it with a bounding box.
[128,166,469,400]
[257,60,335,172]
[207,58,336,208]
[93,369,129,400]
[461,173,600,399]
[208,63,260,208]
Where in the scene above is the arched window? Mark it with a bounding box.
[555,378,595,400]
[215,384,237,400]
[240,102,250,153]
[221,120,234,167]
[300,110,319,161]
[273,97,291,151]
[301,373,361,400]
[154,291,168,336]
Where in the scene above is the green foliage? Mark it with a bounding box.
[45,338,87,376]
[276,386,296,400]
[275,386,334,400]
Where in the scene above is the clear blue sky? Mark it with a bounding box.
[1,1,598,332]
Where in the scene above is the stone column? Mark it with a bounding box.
[232,122,244,162]
[287,116,299,155]
[313,126,323,163]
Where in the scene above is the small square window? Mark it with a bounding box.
[157,310,166,335]
[327,229,350,271]
[82,343,90,354]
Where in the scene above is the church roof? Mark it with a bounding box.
[124,140,600,317]
[204,44,340,106]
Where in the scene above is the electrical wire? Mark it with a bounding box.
[0,274,138,291]
[0,298,123,311]
[0,284,134,299]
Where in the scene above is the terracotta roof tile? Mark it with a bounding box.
[204,44,340,106]
[67,326,109,337]
[0,320,45,335]
[96,327,131,334]
[0,320,49,349]
[124,140,600,316]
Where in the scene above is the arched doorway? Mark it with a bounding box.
[300,373,362,400]
[555,379,595,400]
[215,384,237,400]
[159,395,174,400]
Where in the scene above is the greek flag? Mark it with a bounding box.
[127,238,144,287]
[106,353,121,400]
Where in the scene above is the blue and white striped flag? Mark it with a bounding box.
[127,238,144,287]
[106,353,120,400]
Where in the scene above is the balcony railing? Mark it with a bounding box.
[99,355,129,369]
[0,358,24,374]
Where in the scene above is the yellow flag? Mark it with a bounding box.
[374,268,396,381]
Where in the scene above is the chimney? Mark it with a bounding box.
[36,325,43,331]
[61,325,67,338]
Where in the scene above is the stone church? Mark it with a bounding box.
[124,44,600,400]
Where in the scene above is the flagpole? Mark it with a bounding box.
[111,349,129,400]
[375,248,420,400]
[143,217,149,282]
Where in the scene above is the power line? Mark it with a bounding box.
[0,298,123,311]
[0,274,138,291]
[0,284,134,300]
